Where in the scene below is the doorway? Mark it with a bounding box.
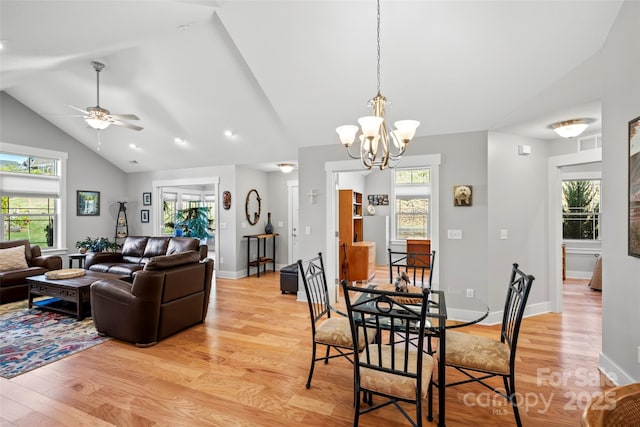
[287,180,299,264]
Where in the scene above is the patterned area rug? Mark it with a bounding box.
[0,299,109,379]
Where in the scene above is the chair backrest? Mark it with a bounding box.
[500,263,535,357]
[341,280,431,392]
[388,249,436,289]
[297,253,332,329]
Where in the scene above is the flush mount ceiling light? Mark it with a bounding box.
[336,0,419,170]
[277,163,296,173]
[549,118,594,138]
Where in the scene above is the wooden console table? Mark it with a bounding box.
[244,233,279,278]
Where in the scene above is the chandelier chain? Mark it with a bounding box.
[376,0,381,95]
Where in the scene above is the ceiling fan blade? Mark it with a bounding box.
[111,120,143,131]
[68,104,90,115]
[109,113,139,120]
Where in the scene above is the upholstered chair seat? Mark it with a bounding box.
[443,330,510,375]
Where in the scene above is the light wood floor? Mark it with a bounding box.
[0,272,608,426]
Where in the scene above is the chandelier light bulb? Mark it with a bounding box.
[336,125,359,146]
[358,116,384,138]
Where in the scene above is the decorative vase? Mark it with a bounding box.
[265,212,274,234]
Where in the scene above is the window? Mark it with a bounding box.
[393,168,431,240]
[0,153,57,176]
[562,179,600,240]
[2,197,56,246]
[160,189,215,240]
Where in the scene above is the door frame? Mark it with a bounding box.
[287,180,299,265]
[547,148,601,312]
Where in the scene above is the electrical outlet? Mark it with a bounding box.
[466,288,474,298]
[305,226,311,235]
[278,221,284,227]
[220,257,224,264]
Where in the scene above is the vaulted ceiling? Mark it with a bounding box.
[0,1,621,173]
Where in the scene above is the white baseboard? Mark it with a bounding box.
[599,352,636,386]
[472,300,552,326]
[566,270,592,280]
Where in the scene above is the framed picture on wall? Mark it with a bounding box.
[143,192,152,206]
[629,115,640,257]
[77,190,100,216]
[141,209,150,223]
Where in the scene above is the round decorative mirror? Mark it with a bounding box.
[245,189,261,225]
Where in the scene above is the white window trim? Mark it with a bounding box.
[0,142,68,253]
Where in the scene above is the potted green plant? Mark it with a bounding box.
[75,236,120,253]
[173,207,213,243]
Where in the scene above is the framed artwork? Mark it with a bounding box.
[453,185,473,207]
[223,191,232,210]
[77,190,100,216]
[629,115,640,257]
[141,209,150,223]
[143,192,152,206]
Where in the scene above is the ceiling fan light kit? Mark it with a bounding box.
[549,118,593,138]
[336,0,419,170]
[70,61,143,132]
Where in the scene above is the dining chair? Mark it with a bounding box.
[582,382,640,426]
[341,280,434,427]
[298,252,373,389]
[438,263,535,427]
[388,249,436,289]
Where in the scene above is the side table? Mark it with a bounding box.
[244,233,278,278]
[68,253,88,268]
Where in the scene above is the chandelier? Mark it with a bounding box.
[336,0,419,170]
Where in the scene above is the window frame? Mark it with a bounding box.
[0,143,67,252]
[561,176,602,242]
[391,167,433,242]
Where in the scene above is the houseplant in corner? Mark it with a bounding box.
[75,236,120,253]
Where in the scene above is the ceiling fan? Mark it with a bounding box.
[69,61,143,131]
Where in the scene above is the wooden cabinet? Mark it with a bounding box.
[406,239,431,267]
[339,189,375,282]
[339,189,363,243]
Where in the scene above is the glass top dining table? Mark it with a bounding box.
[353,285,489,427]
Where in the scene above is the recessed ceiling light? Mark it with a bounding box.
[174,137,186,145]
[177,24,190,31]
[129,143,137,149]
[224,130,235,138]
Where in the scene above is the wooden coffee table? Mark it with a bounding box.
[27,270,128,320]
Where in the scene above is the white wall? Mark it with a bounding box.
[299,130,551,316]
[488,132,550,311]
[600,0,640,384]
[0,91,127,263]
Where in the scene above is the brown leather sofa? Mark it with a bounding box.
[85,236,208,278]
[90,251,214,346]
[0,239,63,304]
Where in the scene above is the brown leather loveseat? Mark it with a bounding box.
[85,236,207,278]
[90,251,214,346]
[0,239,63,304]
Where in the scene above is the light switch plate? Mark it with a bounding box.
[500,229,508,240]
[305,226,311,235]
[447,229,463,240]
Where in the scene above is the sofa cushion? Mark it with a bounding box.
[0,240,32,261]
[167,238,199,255]
[121,237,148,259]
[144,251,200,271]
[143,237,170,259]
[107,264,146,276]
[0,266,47,286]
[0,245,29,272]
